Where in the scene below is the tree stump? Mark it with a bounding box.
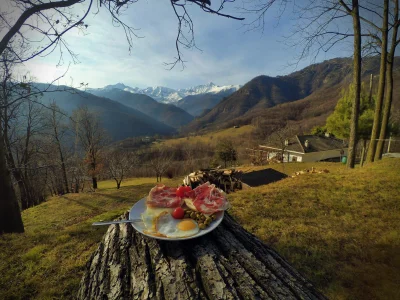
[78,212,326,299]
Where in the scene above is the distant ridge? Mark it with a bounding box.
[183,56,400,133]
[36,83,175,141]
[88,88,194,128]
[90,82,241,103]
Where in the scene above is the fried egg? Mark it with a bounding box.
[141,207,174,233]
[156,213,199,238]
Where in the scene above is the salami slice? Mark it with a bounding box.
[191,182,230,214]
[147,184,183,208]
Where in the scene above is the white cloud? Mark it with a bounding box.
[13,0,353,89]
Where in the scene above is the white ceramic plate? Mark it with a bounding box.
[129,198,224,241]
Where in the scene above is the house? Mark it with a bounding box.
[260,134,348,163]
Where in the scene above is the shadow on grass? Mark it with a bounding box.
[62,195,105,213]
[95,183,154,202]
[98,182,154,192]
[241,168,288,187]
[268,234,400,299]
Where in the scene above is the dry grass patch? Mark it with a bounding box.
[229,158,400,299]
[1,159,399,299]
[0,177,181,300]
[161,125,254,147]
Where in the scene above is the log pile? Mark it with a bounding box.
[183,168,243,193]
[77,212,327,300]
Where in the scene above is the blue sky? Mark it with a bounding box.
[18,0,354,89]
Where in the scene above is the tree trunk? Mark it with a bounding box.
[375,0,399,160]
[60,153,69,194]
[117,181,121,189]
[347,0,362,169]
[367,0,389,163]
[360,139,366,167]
[92,177,97,189]
[78,212,326,300]
[0,124,24,234]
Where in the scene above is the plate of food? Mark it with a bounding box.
[129,182,229,241]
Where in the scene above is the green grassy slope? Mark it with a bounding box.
[231,159,400,299]
[0,177,181,299]
[1,159,399,299]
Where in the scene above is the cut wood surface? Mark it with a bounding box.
[78,212,326,300]
[184,169,243,193]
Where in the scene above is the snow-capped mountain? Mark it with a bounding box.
[140,86,183,103]
[94,82,241,103]
[179,82,241,96]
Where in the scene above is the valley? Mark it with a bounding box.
[34,56,399,145]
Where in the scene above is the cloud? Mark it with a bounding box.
[18,0,354,89]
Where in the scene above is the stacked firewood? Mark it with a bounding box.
[183,169,243,193]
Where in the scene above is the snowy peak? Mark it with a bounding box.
[179,82,241,96]
[98,82,241,103]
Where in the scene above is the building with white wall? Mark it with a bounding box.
[260,134,348,163]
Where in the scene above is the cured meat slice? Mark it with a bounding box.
[147,184,183,208]
[191,182,230,214]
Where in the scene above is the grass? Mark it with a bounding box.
[98,177,160,190]
[1,159,399,299]
[160,124,254,146]
[229,158,400,299]
[0,177,181,300]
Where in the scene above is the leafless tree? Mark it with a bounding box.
[375,0,400,160]
[148,146,173,182]
[0,56,55,210]
[44,102,71,193]
[0,0,245,233]
[68,155,87,193]
[106,149,137,189]
[72,106,106,189]
[364,0,389,162]
[265,124,296,162]
[0,0,243,68]
[289,0,363,169]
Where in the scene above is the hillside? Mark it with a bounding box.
[184,57,400,133]
[176,90,241,116]
[88,88,194,128]
[159,124,255,147]
[92,82,240,103]
[0,159,399,299]
[36,84,175,140]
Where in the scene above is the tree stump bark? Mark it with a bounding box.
[78,212,326,300]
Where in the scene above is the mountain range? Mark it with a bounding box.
[93,82,241,103]
[183,56,400,134]
[88,88,194,128]
[34,56,400,142]
[36,84,175,141]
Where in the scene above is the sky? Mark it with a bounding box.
[6,0,355,89]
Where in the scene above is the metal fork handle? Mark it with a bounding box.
[92,219,142,226]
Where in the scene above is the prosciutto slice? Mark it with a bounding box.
[147,184,183,208]
[191,182,230,214]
